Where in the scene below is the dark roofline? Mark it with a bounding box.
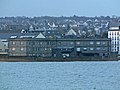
[8,38,110,41]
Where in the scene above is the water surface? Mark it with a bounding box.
[0,61,120,90]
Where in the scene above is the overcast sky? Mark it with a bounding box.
[0,0,119,17]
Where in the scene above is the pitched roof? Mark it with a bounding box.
[36,33,45,38]
[66,29,77,36]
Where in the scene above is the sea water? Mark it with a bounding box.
[0,61,120,90]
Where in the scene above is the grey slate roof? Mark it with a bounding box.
[109,22,120,27]
[0,33,39,39]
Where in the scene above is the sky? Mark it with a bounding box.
[0,0,120,17]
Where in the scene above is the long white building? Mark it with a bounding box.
[108,23,120,54]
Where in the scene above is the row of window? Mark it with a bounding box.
[111,37,119,40]
[58,42,74,45]
[12,47,52,51]
[32,48,52,51]
[12,41,54,45]
[77,47,108,51]
[109,32,120,35]
[12,47,25,51]
[12,41,25,45]
[76,41,106,45]
[29,54,51,57]
[12,41,107,46]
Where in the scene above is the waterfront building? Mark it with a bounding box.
[0,30,45,55]
[108,23,120,54]
[0,39,7,54]
[8,38,111,58]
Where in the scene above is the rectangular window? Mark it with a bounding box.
[83,48,87,51]
[20,42,24,45]
[96,47,100,50]
[103,47,107,51]
[117,32,119,35]
[49,48,52,50]
[12,47,16,51]
[76,42,80,45]
[77,48,80,51]
[45,48,47,50]
[20,48,24,51]
[90,48,94,50]
[102,42,106,45]
[12,42,16,45]
[70,42,74,45]
[90,42,94,44]
[96,42,100,44]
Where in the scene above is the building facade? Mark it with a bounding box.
[108,23,120,54]
[8,38,111,58]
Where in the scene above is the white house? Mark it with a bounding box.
[108,23,120,54]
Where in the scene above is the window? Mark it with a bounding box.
[117,36,119,40]
[90,42,94,44]
[110,32,111,35]
[96,42,100,44]
[12,47,16,51]
[20,48,24,51]
[117,32,119,35]
[90,48,94,50]
[12,42,16,45]
[45,48,47,50]
[76,42,80,45]
[96,47,100,50]
[103,47,107,51]
[83,48,87,51]
[102,42,106,45]
[20,42,24,45]
[40,42,42,45]
[49,48,52,50]
[70,42,74,45]
[77,48,80,51]
[29,42,31,45]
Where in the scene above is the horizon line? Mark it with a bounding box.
[0,15,119,18]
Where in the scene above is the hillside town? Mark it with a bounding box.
[0,16,120,61]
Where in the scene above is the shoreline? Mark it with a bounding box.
[0,56,118,62]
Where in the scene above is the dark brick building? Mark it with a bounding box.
[8,38,111,58]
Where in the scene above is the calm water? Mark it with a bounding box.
[0,61,120,90]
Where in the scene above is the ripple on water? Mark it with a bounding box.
[0,61,120,90]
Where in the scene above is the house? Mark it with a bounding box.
[108,22,120,54]
[0,39,7,54]
[66,29,77,36]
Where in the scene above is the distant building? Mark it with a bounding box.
[0,30,44,55]
[6,24,22,30]
[29,25,34,31]
[8,38,111,58]
[8,38,55,57]
[0,39,7,54]
[108,23,120,54]
[66,29,77,36]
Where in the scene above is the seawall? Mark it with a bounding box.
[0,56,118,62]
